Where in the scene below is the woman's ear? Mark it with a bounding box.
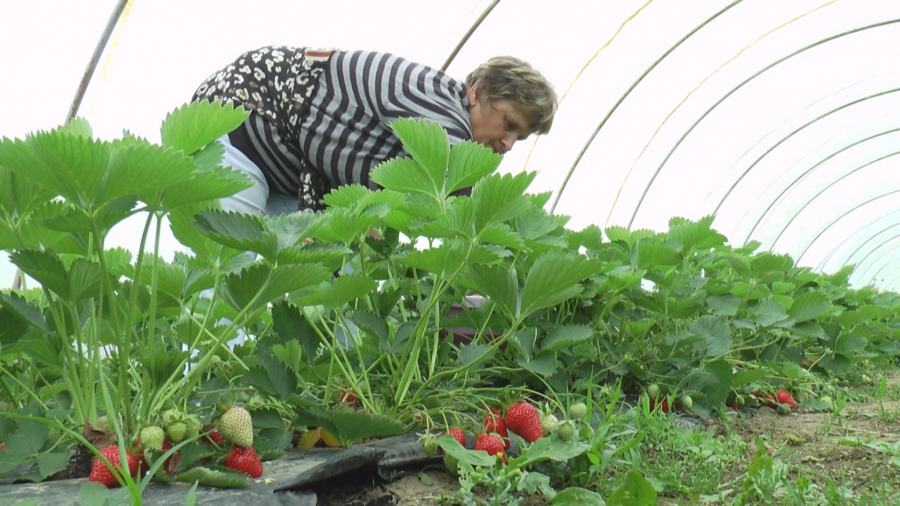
[466,83,478,106]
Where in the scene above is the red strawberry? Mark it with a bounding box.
[776,390,796,410]
[445,428,467,447]
[504,400,543,443]
[473,433,507,464]
[483,408,509,449]
[225,445,263,478]
[649,398,669,413]
[138,438,175,477]
[726,402,739,410]
[340,388,359,404]
[0,443,5,451]
[206,427,224,445]
[89,445,138,487]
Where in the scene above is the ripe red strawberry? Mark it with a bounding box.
[90,445,138,487]
[649,397,669,413]
[0,442,6,451]
[726,402,739,410]
[340,388,359,404]
[225,445,263,478]
[483,408,509,449]
[473,433,507,464]
[206,427,224,445]
[776,390,796,410]
[445,428,467,447]
[504,400,543,443]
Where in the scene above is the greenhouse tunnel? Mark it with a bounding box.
[3,0,900,291]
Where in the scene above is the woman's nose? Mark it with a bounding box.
[500,133,517,153]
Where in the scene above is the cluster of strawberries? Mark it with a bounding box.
[88,406,263,488]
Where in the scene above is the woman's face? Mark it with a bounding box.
[467,85,532,155]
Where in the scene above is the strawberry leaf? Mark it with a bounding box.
[390,118,450,194]
[160,100,249,156]
[445,140,501,195]
[175,466,249,488]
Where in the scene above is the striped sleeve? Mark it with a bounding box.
[298,50,471,190]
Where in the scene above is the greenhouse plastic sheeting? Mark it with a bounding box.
[4,0,900,290]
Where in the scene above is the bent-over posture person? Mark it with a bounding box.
[191,46,558,216]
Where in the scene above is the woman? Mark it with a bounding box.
[192,46,557,215]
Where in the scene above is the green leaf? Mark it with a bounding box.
[542,325,592,351]
[836,333,867,355]
[690,360,732,408]
[400,242,466,276]
[551,487,606,505]
[667,215,726,252]
[472,171,536,232]
[160,100,249,155]
[347,310,388,345]
[468,264,518,319]
[390,117,449,192]
[27,129,111,207]
[789,292,831,323]
[733,368,768,388]
[750,252,794,277]
[194,210,275,258]
[436,435,496,467]
[689,316,732,358]
[175,466,249,488]
[0,291,49,333]
[635,240,682,269]
[755,298,788,327]
[0,306,29,349]
[185,481,199,506]
[309,207,379,244]
[478,223,526,250]
[161,165,254,209]
[518,351,559,376]
[516,436,591,465]
[706,294,741,316]
[9,249,69,298]
[294,407,406,446]
[271,302,320,361]
[68,258,104,303]
[369,157,437,199]
[242,354,297,399]
[78,481,111,506]
[457,344,493,367]
[445,140,501,195]
[105,143,196,206]
[509,328,537,362]
[607,470,657,506]
[521,252,601,317]
[37,451,71,478]
[297,274,378,308]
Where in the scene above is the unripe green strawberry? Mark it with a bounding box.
[184,416,202,439]
[820,395,834,411]
[443,453,459,475]
[96,415,110,432]
[140,426,165,452]
[736,395,746,407]
[647,384,660,399]
[681,395,693,410]
[162,409,181,425]
[557,420,576,442]
[540,413,559,436]
[220,406,254,448]
[569,402,587,421]
[776,403,792,415]
[167,422,187,443]
[419,434,438,457]
[48,426,62,444]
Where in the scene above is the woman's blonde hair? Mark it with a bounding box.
[465,56,558,135]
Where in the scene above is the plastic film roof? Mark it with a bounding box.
[3,0,900,290]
